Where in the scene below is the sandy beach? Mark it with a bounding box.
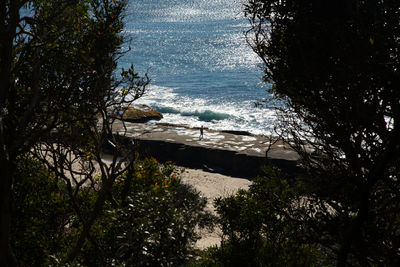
[178,167,252,249]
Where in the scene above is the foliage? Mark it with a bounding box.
[3,0,132,152]
[193,166,327,267]
[245,0,400,265]
[11,157,71,266]
[67,158,214,266]
[1,0,148,264]
[10,157,214,266]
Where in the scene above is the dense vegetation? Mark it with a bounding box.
[0,0,151,264]
[221,0,399,266]
[194,167,327,267]
[12,157,213,266]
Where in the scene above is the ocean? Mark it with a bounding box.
[118,0,274,135]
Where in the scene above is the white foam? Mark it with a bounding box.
[130,81,277,136]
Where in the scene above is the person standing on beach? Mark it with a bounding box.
[199,125,204,139]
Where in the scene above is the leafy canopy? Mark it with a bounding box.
[245,0,400,265]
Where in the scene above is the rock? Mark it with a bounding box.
[221,130,252,136]
[120,105,163,123]
[107,121,301,178]
[132,138,300,179]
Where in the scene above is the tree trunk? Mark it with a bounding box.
[65,177,114,263]
[0,159,18,266]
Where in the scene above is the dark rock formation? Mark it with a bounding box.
[119,105,163,123]
[133,139,300,179]
[221,130,252,136]
[106,121,301,179]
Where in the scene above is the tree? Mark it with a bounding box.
[11,157,214,266]
[0,0,148,265]
[245,0,400,265]
[77,158,214,266]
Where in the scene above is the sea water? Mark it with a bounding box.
[119,0,274,135]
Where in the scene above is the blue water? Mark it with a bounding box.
[119,0,274,135]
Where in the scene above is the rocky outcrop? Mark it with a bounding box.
[106,121,301,179]
[134,139,300,179]
[119,105,163,123]
[221,130,252,136]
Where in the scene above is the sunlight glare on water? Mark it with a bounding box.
[120,0,274,135]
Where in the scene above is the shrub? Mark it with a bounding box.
[11,157,72,266]
[11,157,214,266]
[193,166,329,267]
[77,158,215,266]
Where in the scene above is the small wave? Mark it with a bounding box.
[157,106,180,114]
[181,110,231,122]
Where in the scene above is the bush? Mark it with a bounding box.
[77,158,215,266]
[193,166,329,267]
[11,157,72,266]
[11,157,214,266]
